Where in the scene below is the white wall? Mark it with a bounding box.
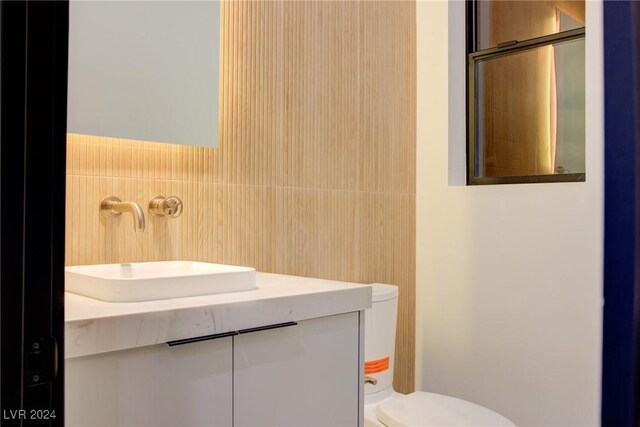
[415,1,603,426]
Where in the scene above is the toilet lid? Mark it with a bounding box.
[374,392,515,427]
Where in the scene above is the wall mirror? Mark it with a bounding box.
[68,1,220,148]
[467,1,585,185]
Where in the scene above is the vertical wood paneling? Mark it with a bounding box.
[66,0,416,393]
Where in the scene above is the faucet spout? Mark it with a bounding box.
[100,196,146,232]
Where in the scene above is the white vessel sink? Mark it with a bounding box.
[65,261,256,302]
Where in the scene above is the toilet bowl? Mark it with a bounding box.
[364,284,515,427]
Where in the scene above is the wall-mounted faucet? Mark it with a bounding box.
[100,196,145,232]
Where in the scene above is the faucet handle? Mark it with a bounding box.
[149,195,183,218]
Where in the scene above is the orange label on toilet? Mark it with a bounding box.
[364,356,390,375]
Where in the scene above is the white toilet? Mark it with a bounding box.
[364,284,515,427]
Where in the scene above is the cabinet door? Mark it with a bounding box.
[66,337,233,427]
[234,312,361,427]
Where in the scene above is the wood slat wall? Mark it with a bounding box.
[66,0,416,393]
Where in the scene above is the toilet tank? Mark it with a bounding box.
[364,284,398,396]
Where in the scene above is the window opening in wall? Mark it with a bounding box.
[467,0,585,185]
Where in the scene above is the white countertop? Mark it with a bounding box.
[66,272,372,358]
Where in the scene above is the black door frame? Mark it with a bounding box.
[1,1,68,425]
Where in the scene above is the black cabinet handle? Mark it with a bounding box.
[167,321,298,345]
[238,321,298,334]
[167,331,238,347]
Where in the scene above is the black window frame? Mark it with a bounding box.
[466,0,586,185]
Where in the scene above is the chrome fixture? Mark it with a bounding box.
[100,196,145,232]
[149,195,183,218]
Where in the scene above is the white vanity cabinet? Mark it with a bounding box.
[65,273,371,427]
[66,336,233,427]
[66,312,364,427]
[234,312,361,427]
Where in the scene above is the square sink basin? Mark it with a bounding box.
[65,261,256,302]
